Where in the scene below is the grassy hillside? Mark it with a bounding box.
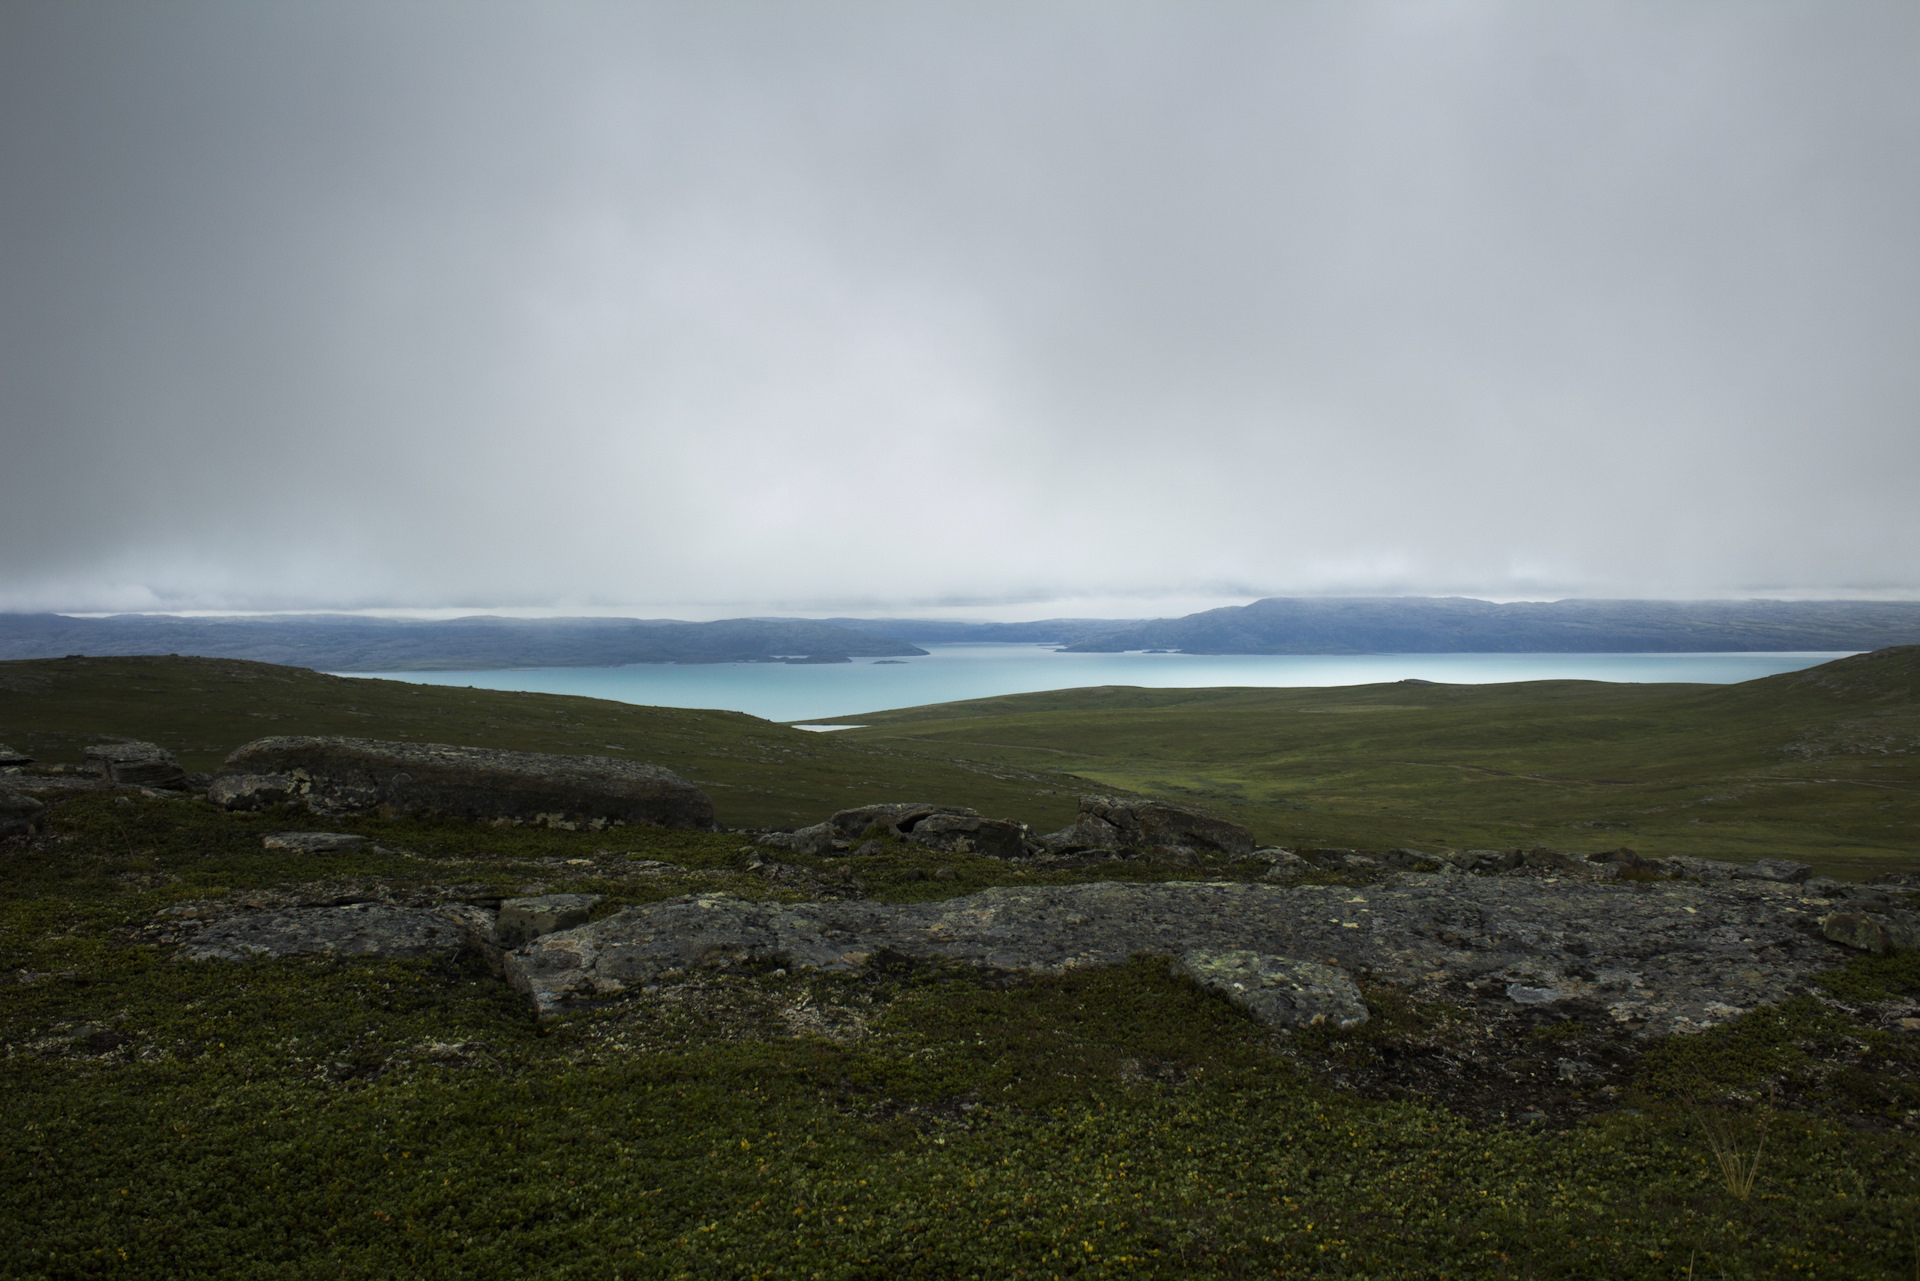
[9,648,1919,877]
[834,647,1920,878]
[0,655,1084,832]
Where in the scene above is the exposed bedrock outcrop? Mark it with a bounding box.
[502,873,1889,1033]
[217,736,715,829]
[1041,795,1256,859]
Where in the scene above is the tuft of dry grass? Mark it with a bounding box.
[1692,1093,1770,1200]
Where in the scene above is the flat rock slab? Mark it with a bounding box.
[263,831,369,853]
[218,736,715,829]
[181,903,467,962]
[505,875,1864,1032]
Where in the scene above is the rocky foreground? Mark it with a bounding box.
[10,734,1920,1047]
[156,852,1920,1042]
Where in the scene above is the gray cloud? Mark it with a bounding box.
[3,1,1916,613]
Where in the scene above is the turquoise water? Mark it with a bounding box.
[339,645,1854,726]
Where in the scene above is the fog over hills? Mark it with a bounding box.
[4,598,1916,672]
[0,614,923,671]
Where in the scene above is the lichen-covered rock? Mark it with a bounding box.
[84,741,186,788]
[503,874,1854,1032]
[181,903,467,961]
[262,831,368,853]
[1171,950,1369,1029]
[217,736,715,829]
[1821,910,1920,954]
[496,894,603,948]
[0,744,33,767]
[208,773,298,811]
[0,788,44,837]
[1046,795,1254,858]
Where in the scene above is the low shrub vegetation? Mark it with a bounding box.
[3,792,1918,1277]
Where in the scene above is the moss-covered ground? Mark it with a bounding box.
[5,791,1920,1278]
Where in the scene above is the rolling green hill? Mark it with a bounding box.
[8,648,1919,877]
[833,646,1920,877]
[0,655,1081,832]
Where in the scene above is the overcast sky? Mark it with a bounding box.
[2,1,1916,618]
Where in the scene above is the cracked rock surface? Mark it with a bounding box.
[503,873,1898,1030]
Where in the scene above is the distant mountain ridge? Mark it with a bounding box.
[0,614,924,671]
[4,598,1915,671]
[1050,597,1920,654]
[824,618,1130,645]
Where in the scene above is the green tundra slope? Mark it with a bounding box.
[0,655,1083,832]
[832,646,1920,878]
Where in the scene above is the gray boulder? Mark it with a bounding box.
[1045,795,1254,858]
[1171,949,1369,1029]
[0,744,33,766]
[84,741,187,789]
[0,788,44,837]
[1735,858,1813,884]
[496,894,603,948]
[208,773,299,811]
[217,737,715,829]
[825,802,1032,860]
[1821,910,1920,955]
[262,831,368,853]
[181,902,467,961]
